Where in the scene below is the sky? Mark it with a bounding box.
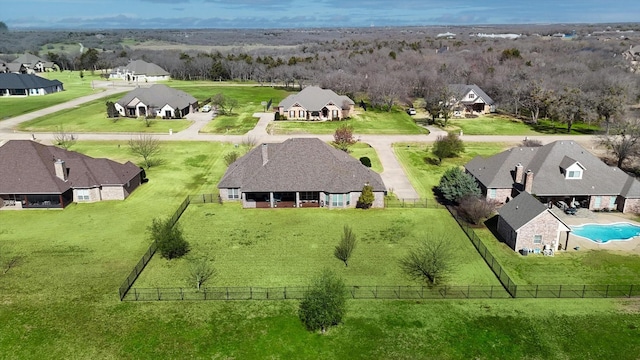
[3,0,640,29]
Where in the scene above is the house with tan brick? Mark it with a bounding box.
[448,84,495,117]
[497,191,571,253]
[275,86,354,121]
[465,140,640,213]
[114,84,197,118]
[218,138,385,209]
[0,140,143,209]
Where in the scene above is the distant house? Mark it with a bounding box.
[0,73,63,96]
[276,86,354,121]
[218,138,386,209]
[496,192,571,253]
[448,84,495,117]
[110,60,170,82]
[465,140,640,213]
[1,62,26,74]
[0,140,143,209]
[11,53,55,73]
[114,84,197,118]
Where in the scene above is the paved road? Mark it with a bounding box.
[0,90,601,198]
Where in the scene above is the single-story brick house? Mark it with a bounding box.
[465,140,640,213]
[276,86,355,121]
[497,191,571,253]
[110,60,170,82]
[0,73,63,96]
[0,140,143,209]
[448,84,495,117]
[218,138,386,209]
[114,84,197,118]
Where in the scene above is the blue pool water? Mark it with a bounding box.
[571,223,640,243]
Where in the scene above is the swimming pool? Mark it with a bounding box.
[571,223,640,243]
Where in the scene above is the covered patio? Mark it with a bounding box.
[243,191,321,208]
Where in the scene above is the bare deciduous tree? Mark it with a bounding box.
[128,134,161,169]
[53,126,77,150]
[189,258,216,290]
[598,118,640,168]
[400,237,455,285]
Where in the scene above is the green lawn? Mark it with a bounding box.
[17,92,192,133]
[267,108,427,135]
[441,115,601,136]
[2,141,640,359]
[394,142,511,199]
[175,84,291,134]
[349,142,383,173]
[0,72,105,120]
[135,204,499,288]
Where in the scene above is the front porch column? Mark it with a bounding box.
[295,192,300,208]
[269,192,274,208]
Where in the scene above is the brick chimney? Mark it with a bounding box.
[515,163,524,184]
[524,170,534,193]
[54,159,67,181]
[261,143,269,166]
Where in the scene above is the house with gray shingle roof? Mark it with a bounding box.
[497,191,571,253]
[0,140,143,209]
[11,53,55,73]
[0,73,63,97]
[448,84,495,117]
[276,86,354,121]
[110,60,170,82]
[218,138,386,209]
[465,140,640,213]
[114,84,197,118]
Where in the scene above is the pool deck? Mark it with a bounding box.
[551,208,640,253]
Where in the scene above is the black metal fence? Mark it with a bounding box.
[122,285,511,301]
[384,198,443,209]
[118,195,640,301]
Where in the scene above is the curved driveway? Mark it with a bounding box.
[0,89,599,199]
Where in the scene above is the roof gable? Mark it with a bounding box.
[498,192,567,231]
[116,84,196,110]
[279,86,354,112]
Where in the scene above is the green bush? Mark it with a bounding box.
[359,156,372,167]
[148,218,190,260]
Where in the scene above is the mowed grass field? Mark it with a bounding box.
[1,141,639,358]
[135,204,500,288]
[267,107,427,135]
[0,71,105,120]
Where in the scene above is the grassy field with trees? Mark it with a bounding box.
[443,115,601,136]
[1,140,640,358]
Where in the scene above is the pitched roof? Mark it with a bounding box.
[116,84,196,110]
[123,60,169,76]
[12,53,46,65]
[0,73,62,90]
[449,84,495,105]
[218,138,385,193]
[465,141,640,197]
[0,140,141,194]
[498,192,569,231]
[278,86,354,112]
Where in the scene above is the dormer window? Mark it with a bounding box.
[567,170,582,179]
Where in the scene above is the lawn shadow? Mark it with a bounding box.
[483,215,506,245]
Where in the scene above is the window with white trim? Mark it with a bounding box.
[289,110,295,118]
[533,235,542,244]
[567,170,582,179]
[468,93,475,99]
[77,189,90,201]
[299,110,305,118]
[228,188,240,199]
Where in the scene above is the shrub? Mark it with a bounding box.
[437,167,481,203]
[521,139,543,147]
[356,184,375,209]
[224,151,240,166]
[457,196,498,225]
[298,269,347,334]
[359,156,372,167]
[148,218,190,260]
[400,237,455,286]
[333,124,355,152]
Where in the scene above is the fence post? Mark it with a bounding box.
[490,285,493,298]
[606,284,610,298]
[250,287,253,299]
[180,288,184,300]
[467,285,470,298]
[204,288,207,300]
[558,285,562,298]
[582,285,586,298]
[375,286,378,299]
[226,287,229,300]
[284,287,287,299]
[535,285,538,298]
[157,288,161,301]
[421,285,424,299]
[134,288,138,301]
